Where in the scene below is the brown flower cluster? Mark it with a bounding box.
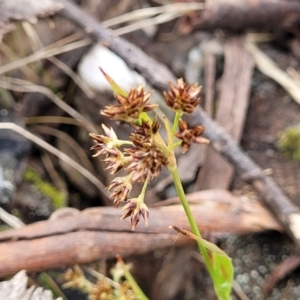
[63,265,137,300]
[89,126,129,174]
[90,86,169,229]
[164,78,201,113]
[107,176,133,207]
[125,142,168,182]
[101,85,157,123]
[89,280,114,300]
[93,123,166,228]
[90,80,208,229]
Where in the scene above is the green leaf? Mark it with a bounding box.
[211,253,234,300]
[192,235,233,299]
[99,68,128,97]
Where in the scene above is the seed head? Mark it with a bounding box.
[90,125,130,173]
[89,279,114,300]
[175,119,209,153]
[103,148,129,174]
[121,199,149,230]
[101,85,157,123]
[164,78,201,113]
[89,125,120,156]
[125,143,168,182]
[63,266,90,292]
[133,116,160,136]
[107,176,133,207]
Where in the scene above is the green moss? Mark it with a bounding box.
[24,168,66,209]
[276,125,300,162]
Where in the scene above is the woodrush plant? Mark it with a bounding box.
[63,260,140,300]
[89,70,233,300]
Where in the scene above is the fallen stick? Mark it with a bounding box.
[55,0,300,249]
[193,0,300,33]
[199,35,254,190]
[246,41,300,106]
[0,190,280,277]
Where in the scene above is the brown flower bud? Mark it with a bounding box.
[101,85,157,123]
[107,176,133,207]
[121,199,149,230]
[164,78,201,114]
[175,119,209,153]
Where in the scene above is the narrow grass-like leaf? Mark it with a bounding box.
[170,226,233,299]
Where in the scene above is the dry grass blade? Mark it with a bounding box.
[0,122,107,198]
[109,3,205,36]
[32,125,95,173]
[246,41,300,105]
[0,39,91,76]
[41,152,68,194]
[102,2,205,27]
[0,207,25,229]
[0,77,97,133]
[113,11,181,36]
[0,3,204,80]
[47,56,95,98]
[232,281,251,300]
[0,42,38,80]
[25,116,84,126]
[82,266,119,289]
[21,21,95,99]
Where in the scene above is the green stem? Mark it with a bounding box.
[120,258,149,300]
[139,179,149,201]
[172,111,182,135]
[117,140,134,146]
[169,166,215,279]
[169,111,182,146]
[169,140,182,150]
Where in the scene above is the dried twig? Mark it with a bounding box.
[0,190,281,277]
[199,36,254,190]
[246,41,300,106]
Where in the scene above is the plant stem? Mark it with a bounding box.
[172,111,182,135]
[169,140,182,150]
[169,111,182,146]
[119,257,149,300]
[139,179,149,201]
[169,166,215,278]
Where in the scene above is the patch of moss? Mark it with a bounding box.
[24,168,66,209]
[276,125,300,162]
